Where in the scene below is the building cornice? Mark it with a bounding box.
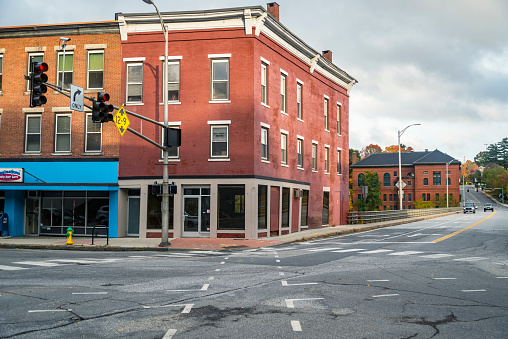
[0,21,120,39]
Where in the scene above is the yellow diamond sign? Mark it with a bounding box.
[114,105,130,136]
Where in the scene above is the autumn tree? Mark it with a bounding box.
[384,144,414,153]
[360,144,382,158]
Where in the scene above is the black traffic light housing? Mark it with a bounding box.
[92,92,114,123]
[163,127,182,147]
[30,62,48,107]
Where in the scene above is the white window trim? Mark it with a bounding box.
[312,143,318,172]
[297,138,303,169]
[324,97,329,132]
[56,50,74,89]
[210,58,230,101]
[260,122,270,129]
[296,82,303,121]
[337,102,342,136]
[208,53,231,58]
[87,50,104,90]
[336,148,342,176]
[26,52,44,92]
[123,57,146,62]
[0,54,3,93]
[54,113,72,153]
[280,132,288,165]
[210,125,229,159]
[126,62,143,105]
[324,145,330,174]
[260,56,270,65]
[208,120,231,125]
[159,55,183,60]
[25,114,41,154]
[280,72,287,114]
[85,112,102,153]
[261,61,268,106]
[261,125,269,162]
[160,59,181,104]
[280,68,288,76]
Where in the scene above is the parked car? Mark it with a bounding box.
[484,203,494,212]
[463,203,475,214]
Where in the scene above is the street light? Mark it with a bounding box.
[398,123,421,210]
[143,0,170,247]
[59,37,70,90]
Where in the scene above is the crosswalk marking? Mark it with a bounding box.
[453,257,486,262]
[13,261,65,267]
[306,247,343,252]
[331,248,367,253]
[0,265,28,271]
[387,251,423,256]
[419,254,454,259]
[359,249,394,254]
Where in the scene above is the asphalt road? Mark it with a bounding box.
[1,190,507,338]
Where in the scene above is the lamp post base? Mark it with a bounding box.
[159,241,171,247]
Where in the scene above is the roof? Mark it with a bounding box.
[351,149,461,168]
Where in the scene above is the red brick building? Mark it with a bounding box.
[115,3,357,238]
[0,22,122,237]
[351,150,461,210]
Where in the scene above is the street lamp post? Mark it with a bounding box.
[59,37,70,90]
[143,0,170,247]
[398,123,421,210]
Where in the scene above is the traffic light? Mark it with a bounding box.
[30,62,48,107]
[92,92,114,123]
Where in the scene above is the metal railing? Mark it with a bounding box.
[91,225,109,245]
[347,207,462,225]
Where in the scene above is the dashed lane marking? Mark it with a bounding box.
[163,329,177,339]
[359,249,394,254]
[433,211,497,242]
[372,294,399,298]
[453,257,486,262]
[281,280,318,286]
[461,289,487,292]
[419,254,454,259]
[13,261,66,267]
[331,248,367,253]
[291,320,302,332]
[433,278,457,280]
[0,265,28,271]
[367,280,390,282]
[387,251,424,256]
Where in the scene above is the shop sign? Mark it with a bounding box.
[0,168,24,183]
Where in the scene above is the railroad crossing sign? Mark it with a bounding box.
[114,105,130,136]
[395,180,406,189]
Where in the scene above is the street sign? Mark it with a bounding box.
[70,84,84,112]
[114,105,130,136]
[395,180,406,189]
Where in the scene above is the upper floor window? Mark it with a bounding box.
[297,138,303,169]
[261,61,268,105]
[447,178,451,185]
[433,171,441,186]
[55,114,71,153]
[337,103,341,135]
[27,53,44,91]
[280,71,287,114]
[337,149,342,174]
[423,171,428,175]
[324,146,330,173]
[312,143,317,171]
[85,113,102,152]
[210,125,228,158]
[0,54,3,92]
[297,81,303,120]
[126,62,143,103]
[87,50,104,89]
[261,126,269,161]
[383,173,391,186]
[358,173,365,187]
[423,178,429,186]
[25,114,41,153]
[210,57,229,101]
[162,60,180,102]
[57,51,74,89]
[324,97,329,131]
[280,132,288,165]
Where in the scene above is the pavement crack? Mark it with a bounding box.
[400,312,458,338]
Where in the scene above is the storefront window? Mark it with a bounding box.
[300,190,309,227]
[322,191,329,225]
[147,185,174,230]
[258,185,267,229]
[281,187,290,228]
[218,185,245,230]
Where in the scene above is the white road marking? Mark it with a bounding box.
[215,269,221,272]
[279,272,285,276]
[281,280,318,286]
[224,257,229,260]
[306,247,342,252]
[201,284,210,291]
[387,251,424,256]
[372,294,399,298]
[419,254,454,259]
[359,249,394,254]
[461,289,487,292]
[291,320,302,331]
[163,329,177,339]
[276,260,280,263]
[453,257,486,262]
[142,304,194,314]
[72,292,108,295]
[48,259,101,264]
[182,304,194,313]
[208,276,215,281]
[285,298,324,308]
[220,262,225,265]
[28,309,72,313]
[331,248,367,253]
[433,277,456,280]
[168,284,209,292]
[367,280,390,282]
[496,277,508,279]
[13,261,65,267]
[0,265,28,271]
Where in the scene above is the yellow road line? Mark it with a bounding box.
[432,211,497,243]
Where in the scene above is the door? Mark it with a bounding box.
[25,198,40,235]
[127,197,140,236]
[183,196,199,235]
[182,186,210,237]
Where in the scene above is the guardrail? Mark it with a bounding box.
[347,207,462,225]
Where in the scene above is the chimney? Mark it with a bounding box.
[322,50,332,62]
[267,2,280,21]
[352,152,357,164]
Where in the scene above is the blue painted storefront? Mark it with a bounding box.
[0,160,118,238]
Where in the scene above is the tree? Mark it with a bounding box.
[354,170,382,211]
[360,144,382,158]
[384,144,414,153]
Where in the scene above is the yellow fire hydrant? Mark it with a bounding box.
[66,226,73,245]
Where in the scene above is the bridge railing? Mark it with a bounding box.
[347,207,462,225]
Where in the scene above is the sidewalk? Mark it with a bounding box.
[0,212,458,252]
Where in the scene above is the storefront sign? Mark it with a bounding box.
[0,168,24,183]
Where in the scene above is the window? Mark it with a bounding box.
[394,171,397,176]
[447,177,451,185]
[218,185,245,230]
[210,125,228,158]
[163,60,180,102]
[324,97,329,130]
[258,185,268,229]
[281,132,287,165]
[297,138,303,168]
[211,58,229,100]
[337,103,341,134]
[261,62,268,105]
[337,149,342,174]
[300,190,309,227]
[57,51,74,89]
[312,143,318,171]
[27,53,44,91]
[161,126,180,159]
[261,126,269,161]
[423,178,428,186]
[423,171,428,175]
[408,193,412,202]
[433,171,441,186]
[324,146,329,173]
[422,193,426,201]
[384,173,391,186]
[55,114,71,153]
[297,82,303,120]
[436,193,440,201]
[322,191,329,225]
[25,115,41,153]
[126,63,143,103]
[389,194,393,202]
[408,180,412,186]
[0,54,3,92]
[427,193,430,201]
[85,113,101,152]
[87,50,104,89]
[280,72,287,113]
[383,194,387,202]
[281,187,290,228]
[358,173,365,187]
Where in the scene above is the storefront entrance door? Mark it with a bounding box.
[182,187,210,237]
[25,198,40,235]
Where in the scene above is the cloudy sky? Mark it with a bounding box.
[2,0,507,161]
